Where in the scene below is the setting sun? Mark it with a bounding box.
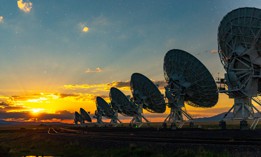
[31,108,44,115]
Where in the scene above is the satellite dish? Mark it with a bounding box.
[93,109,103,125]
[218,7,261,129]
[130,73,166,113]
[130,73,165,127]
[110,87,138,117]
[110,87,149,127]
[74,111,83,125]
[80,108,92,123]
[163,49,218,128]
[96,96,121,125]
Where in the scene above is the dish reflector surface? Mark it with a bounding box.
[80,108,92,122]
[218,7,261,66]
[164,49,218,107]
[130,73,166,113]
[110,87,138,116]
[96,96,115,118]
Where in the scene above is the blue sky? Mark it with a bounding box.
[0,0,260,91]
[0,0,260,122]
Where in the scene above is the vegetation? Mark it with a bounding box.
[0,124,259,157]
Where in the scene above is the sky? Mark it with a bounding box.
[0,0,260,123]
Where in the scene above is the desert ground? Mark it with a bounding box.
[0,122,260,157]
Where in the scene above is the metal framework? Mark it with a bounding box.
[218,7,261,129]
[95,97,122,127]
[163,49,218,128]
[110,87,149,127]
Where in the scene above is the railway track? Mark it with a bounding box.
[47,127,261,146]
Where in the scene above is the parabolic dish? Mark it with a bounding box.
[130,73,166,113]
[74,111,82,122]
[164,49,218,107]
[110,87,138,116]
[80,108,92,122]
[96,96,114,118]
[218,7,261,65]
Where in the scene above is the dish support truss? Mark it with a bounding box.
[93,110,122,127]
[218,54,261,130]
[130,92,152,128]
[129,103,150,128]
[163,82,193,129]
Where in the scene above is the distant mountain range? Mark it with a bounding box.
[193,112,229,122]
[0,120,67,126]
[0,112,258,125]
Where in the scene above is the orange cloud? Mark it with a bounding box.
[17,0,32,13]
[63,80,165,94]
[64,84,106,90]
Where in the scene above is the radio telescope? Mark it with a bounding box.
[74,111,83,125]
[130,73,166,127]
[80,108,92,123]
[218,7,261,129]
[110,87,146,127]
[163,49,218,128]
[95,96,122,126]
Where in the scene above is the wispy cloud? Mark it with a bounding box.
[17,0,32,13]
[209,49,218,54]
[64,80,166,92]
[0,16,4,23]
[85,67,103,73]
[92,16,110,26]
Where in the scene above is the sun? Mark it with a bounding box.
[31,108,44,115]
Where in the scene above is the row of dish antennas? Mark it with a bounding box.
[75,7,261,130]
[74,108,92,125]
[75,48,219,129]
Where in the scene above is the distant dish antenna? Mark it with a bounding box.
[130,73,166,126]
[218,7,261,129]
[80,108,92,123]
[110,87,148,127]
[163,49,218,128]
[74,111,83,125]
[110,87,137,116]
[95,96,121,126]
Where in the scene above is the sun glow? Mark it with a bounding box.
[31,108,44,115]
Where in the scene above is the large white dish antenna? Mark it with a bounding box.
[130,73,166,113]
[96,96,121,125]
[109,87,148,127]
[218,7,261,129]
[163,49,218,128]
[218,7,261,97]
[164,49,218,107]
[110,87,138,117]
